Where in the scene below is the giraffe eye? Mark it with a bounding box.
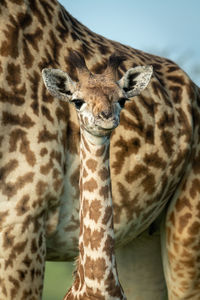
[118,97,128,108]
[71,99,85,110]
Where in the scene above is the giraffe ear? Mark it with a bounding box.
[42,68,76,101]
[118,65,153,98]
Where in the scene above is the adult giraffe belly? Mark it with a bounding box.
[46,88,192,261]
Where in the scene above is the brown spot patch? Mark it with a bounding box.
[41,105,54,123]
[170,86,183,103]
[89,199,102,223]
[177,107,192,142]
[188,221,200,236]
[96,145,106,157]
[0,87,25,106]
[125,164,148,183]
[15,195,30,216]
[36,180,47,196]
[9,129,36,166]
[178,213,192,234]
[157,112,175,129]
[40,160,53,175]
[0,211,9,228]
[103,234,114,259]
[9,276,20,298]
[83,226,104,250]
[192,150,200,175]
[91,61,107,74]
[105,270,123,297]
[6,63,21,86]
[22,255,32,268]
[0,159,18,183]
[90,229,104,250]
[0,16,20,58]
[86,158,97,172]
[82,168,88,178]
[99,185,110,199]
[167,75,185,85]
[40,148,48,157]
[145,125,154,144]
[3,227,15,249]
[38,126,58,143]
[79,242,84,259]
[141,172,156,195]
[98,167,109,181]
[140,95,155,117]
[190,178,200,198]
[2,112,35,128]
[160,130,174,157]
[2,172,34,198]
[144,152,167,169]
[112,135,141,174]
[120,101,144,135]
[23,39,34,68]
[85,256,106,282]
[82,198,89,218]
[175,196,192,212]
[115,182,141,223]
[31,238,37,253]
[70,166,80,198]
[24,27,43,52]
[83,178,98,192]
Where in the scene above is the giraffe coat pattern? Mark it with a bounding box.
[64,131,126,300]
[0,0,200,299]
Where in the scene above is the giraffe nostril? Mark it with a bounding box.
[100,111,113,120]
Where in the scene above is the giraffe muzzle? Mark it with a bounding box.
[100,111,113,120]
[95,115,119,131]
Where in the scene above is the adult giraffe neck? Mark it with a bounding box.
[73,128,126,299]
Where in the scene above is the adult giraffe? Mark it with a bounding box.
[0,0,200,299]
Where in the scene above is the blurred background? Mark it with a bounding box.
[43,0,200,299]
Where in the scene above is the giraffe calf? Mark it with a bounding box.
[42,51,152,300]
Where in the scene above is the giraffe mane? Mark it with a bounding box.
[107,52,127,71]
[68,50,89,72]
[68,50,126,82]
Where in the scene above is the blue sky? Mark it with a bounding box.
[59,0,200,84]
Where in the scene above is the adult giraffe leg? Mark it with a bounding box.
[0,143,51,300]
[161,151,200,299]
[0,196,47,300]
[116,228,167,300]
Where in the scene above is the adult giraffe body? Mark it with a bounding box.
[0,1,200,299]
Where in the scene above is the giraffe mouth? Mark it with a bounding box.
[82,116,119,136]
[95,117,119,131]
[83,122,118,137]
